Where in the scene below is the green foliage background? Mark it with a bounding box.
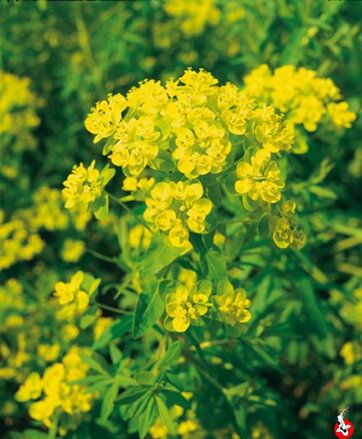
[0,1,361,438]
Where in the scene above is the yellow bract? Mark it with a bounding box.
[54,271,89,312]
[62,160,102,209]
[244,64,356,133]
[166,282,212,332]
[85,93,127,143]
[17,347,96,431]
[143,181,212,247]
[235,155,284,204]
[271,200,306,250]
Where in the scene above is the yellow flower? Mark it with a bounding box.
[243,64,355,137]
[215,287,251,326]
[169,223,190,248]
[272,213,306,250]
[85,93,127,143]
[166,280,212,332]
[54,271,89,311]
[327,102,356,128]
[62,160,102,209]
[37,344,60,362]
[61,239,85,262]
[29,398,55,426]
[15,372,43,402]
[143,180,212,247]
[235,158,284,204]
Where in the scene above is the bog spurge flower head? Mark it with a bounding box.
[75,68,310,250]
[243,65,356,152]
[53,271,101,313]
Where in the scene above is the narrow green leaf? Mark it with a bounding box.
[100,380,119,422]
[93,192,109,220]
[80,305,98,329]
[116,385,149,405]
[109,343,123,364]
[155,395,177,435]
[133,281,164,338]
[138,396,157,439]
[295,274,329,337]
[79,352,110,376]
[156,341,182,370]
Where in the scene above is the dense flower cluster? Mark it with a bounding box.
[0,210,44,269]
[144,181,212,247]
[271,200,306,250]
[0,71,42,153]
[235,149,284,204]
[243,65,356,134]
[163,0,220,36]
[84,68,292,180]
[54,271,100,314]
[62,161,103,209]
[15,347,96,433]
[164,271,251,332]
[214,285,251,327]
[82,68,304,249]
[0,187,90,270]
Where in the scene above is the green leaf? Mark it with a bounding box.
[93,314,133,350]
[133,371,156,386]
[100,379,120,422]
[163,389,190,409]
[133,281,164,338]
[80,305,98,329]
[138,396,157,439]
[79,352,110,376]
[141,232,183,279]
[205,248,228,282]
[156,341,182,370]
[116,385,149,405]
[109,343,123,364]
[100,165,116,186]
[154,395,177,435]
[309,185,337,199]
[11,431,48,439]
[295,274,329,338]
[92,192,109,220]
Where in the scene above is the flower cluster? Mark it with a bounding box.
[54,271,100,313]
[144,181,212,247]
[54,271,89,311]
[15,347,96,432]
[235,149,284,204]
[165,280,213,332]
[163,0,220,36]
[80,67,356,254]
[214,283,251,327]
[62,160,103,209]
[243,65,356,133]
[0,210,44,270]
[271,200,306,250]
[164,272,252,332]
[85,68,285,181]
[0,71,42,153]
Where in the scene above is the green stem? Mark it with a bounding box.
[85,248,119,265]
[94,301,132,315]
[107,192,153,232]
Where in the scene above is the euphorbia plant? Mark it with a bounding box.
[19,67,355,438]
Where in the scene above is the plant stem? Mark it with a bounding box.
[94,301,132,315]
[107,192,153,232]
